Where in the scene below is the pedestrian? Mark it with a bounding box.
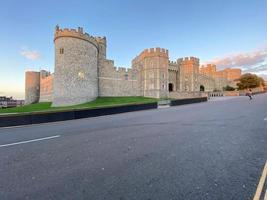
[247,89,253,100]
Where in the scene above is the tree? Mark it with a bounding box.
[258,77,265,86]
[237,73,263,90]
[223,85,235,91]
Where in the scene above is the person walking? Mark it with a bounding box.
[247,89,253,100]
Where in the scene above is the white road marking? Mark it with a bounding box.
[253,161,267,200]
[264,117,267,121]
[0,135,60,148]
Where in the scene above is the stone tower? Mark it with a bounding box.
[25,71,40,105]
[53,26,99,106]
[178,57,200,92]
[95,37,106,61]
[132,48,169,98]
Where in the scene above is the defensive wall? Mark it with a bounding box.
[25,26,243,106]
[25,71,40,105]
[132,48,169,98]
[53,26,99,106]
[98,59,140,97]
[39,73,53,102]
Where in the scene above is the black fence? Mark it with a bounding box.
[0,103,157,128]
[170,97,207,106]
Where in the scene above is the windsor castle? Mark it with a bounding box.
[25,26,241,106]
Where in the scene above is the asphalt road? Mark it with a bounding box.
[0,94,267,200]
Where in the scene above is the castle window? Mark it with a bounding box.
[78,71,85,80]
[169,83,174,91]
[60,48,64,54]
[125,74,128,80]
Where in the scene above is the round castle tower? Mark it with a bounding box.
[25,71,40,105]
[52,26,99,106]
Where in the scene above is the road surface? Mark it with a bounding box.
[0,94,266,200]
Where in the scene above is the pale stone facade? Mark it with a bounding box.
[25,71,40,105]
[98,59,140,97]
[132,48,169,98]
[39,72,53,102]
[25,26,242,106]
[52,26,99,106]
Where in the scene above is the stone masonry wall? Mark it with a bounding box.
[178,57,199,92]
[132,48,169,99]
[39,74,54,102]
[25,71,40,105]
[98,59,140,96]
[168,61,180,92]
[198,73,216,92]
[53,35,98,106]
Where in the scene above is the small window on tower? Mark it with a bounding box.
[60,48,64,54]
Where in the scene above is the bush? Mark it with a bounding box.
[223,85,235,91]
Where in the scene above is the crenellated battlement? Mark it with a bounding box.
[54,25,99,48]
[142,47,169,54]
[95,36,107,46]
[132,47,169,64]
[176,56,200,64]
[169,60,178,65]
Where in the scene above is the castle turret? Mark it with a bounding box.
[52,26,99,106]
[95,37,107,60]
[178,57,200,91]
[25,71,40,105]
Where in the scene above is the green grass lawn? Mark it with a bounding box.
[0,97,158,115]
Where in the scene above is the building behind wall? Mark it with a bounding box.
[25,26,242,106]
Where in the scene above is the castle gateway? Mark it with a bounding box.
[25,26,241,106]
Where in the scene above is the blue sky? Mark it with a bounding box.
[0,0,267,99]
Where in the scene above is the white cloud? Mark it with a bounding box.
[243,64,267,73]
[207,45,267,73]
[20,47,41,60]
[258,74,267,80]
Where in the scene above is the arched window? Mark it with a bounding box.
[200,85,205,91]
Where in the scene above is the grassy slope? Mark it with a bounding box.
[0,97,157,114]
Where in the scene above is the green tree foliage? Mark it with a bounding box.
[237,73,264,90]
[223,85,235,91]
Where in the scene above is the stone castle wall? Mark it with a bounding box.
[132,48,169,98]
[53,27,98,106]
[25,26,243,105]
[98,59,140,96]
[201,64,241,82]
[198,74,215,92]
[25,71,40,105]
[178,57,200,92]
[39,74,53,102]
[224,68,242,81]
[168,61,180,92]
